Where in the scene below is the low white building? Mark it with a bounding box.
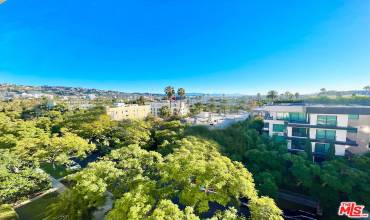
[185,111,250,128]
[150,100,189,117]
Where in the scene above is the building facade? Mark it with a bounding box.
[106,104,151,121]
[253,105,370,157]
[150,100,189,117]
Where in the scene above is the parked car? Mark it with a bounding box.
[66,161,81,171]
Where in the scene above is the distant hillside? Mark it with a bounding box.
[0,83,137,98]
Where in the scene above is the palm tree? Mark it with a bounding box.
[164,86,175,112]
[364,85,370,92]
[177,88,185,115]
[266,90,278,100]
[177,88,185,99]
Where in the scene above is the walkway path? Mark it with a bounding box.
[92,191,114,220]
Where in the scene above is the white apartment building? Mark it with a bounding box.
[253,105,370,158]
[150,100,189,117]
[106,103,151,120]
[185,111,250,128]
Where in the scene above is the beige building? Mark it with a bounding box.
[150,100,189,117]
[106,103,150,120]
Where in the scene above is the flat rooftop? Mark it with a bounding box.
[254,105,370,115]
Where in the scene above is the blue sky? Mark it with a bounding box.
[0,0,369,94]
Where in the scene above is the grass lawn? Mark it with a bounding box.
[40,163,73,179]
[16,192,59,220]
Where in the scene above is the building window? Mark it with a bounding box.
[292,127,307,137]
[276,112,289,120]
[315,143,330,154]
[316,129,336,140]
[289,112,306,123]
[273,124,285,132]
[349,114,359,120]
[291,139,306,150]
[263,122,269,129]
[273,135,286,143]
[317,115,337,126]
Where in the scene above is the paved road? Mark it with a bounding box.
[278,191,317,208]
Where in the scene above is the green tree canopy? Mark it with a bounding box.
[159,106,171,119]
[0,150,50,204]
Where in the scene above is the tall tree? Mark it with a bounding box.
[177,88,186,115]
[161,137,259,213]
[266,90,278,101]
[294,92,300,99]
[164,86,175,110]
[284,91,293,100]
[137,96,145,105]
[41,131,96,169]
[159,106,171,119]
[111,120,152,148]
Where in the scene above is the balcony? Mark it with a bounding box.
[291,133,308,138]
[288,123,354,131]
[288,119,308,124]
[288,148,304,153]
[286,136,358,146]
